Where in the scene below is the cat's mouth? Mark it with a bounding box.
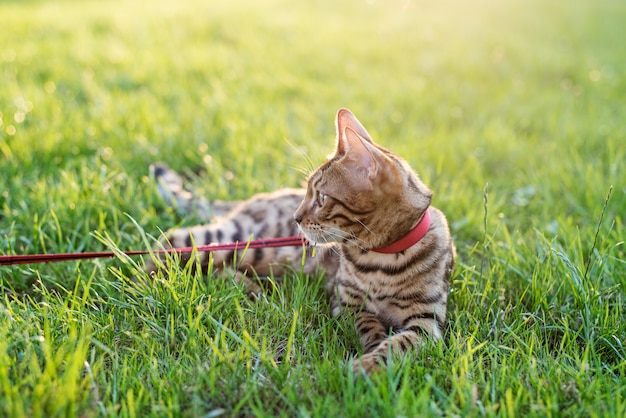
[297,224,349,247]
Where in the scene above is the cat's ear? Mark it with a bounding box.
[336,108,373,144]
[340,126,378,184]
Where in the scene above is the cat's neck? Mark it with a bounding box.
[371,208,431,254]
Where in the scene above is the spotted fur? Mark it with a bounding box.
[146,108,455,374]
[144,177,337,295]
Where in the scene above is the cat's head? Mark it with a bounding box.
[294,108,432,250]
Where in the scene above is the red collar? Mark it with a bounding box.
[372,209,431,254]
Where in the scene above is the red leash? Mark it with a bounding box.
[0,236,307,266]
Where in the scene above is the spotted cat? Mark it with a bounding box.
[146,109,455,373]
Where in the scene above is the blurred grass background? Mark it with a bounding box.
[1,0,625,416]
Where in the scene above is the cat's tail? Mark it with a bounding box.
[150,163,214,221]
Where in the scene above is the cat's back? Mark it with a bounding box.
[226,187,304,231]
[224,187,303,215]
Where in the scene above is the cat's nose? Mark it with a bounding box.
[294,205,305,224]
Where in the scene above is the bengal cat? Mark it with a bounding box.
[146,108,455,374]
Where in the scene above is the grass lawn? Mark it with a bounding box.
[1,0,625,416]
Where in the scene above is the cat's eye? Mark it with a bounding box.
[317,191,328,205]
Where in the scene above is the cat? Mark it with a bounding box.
[146,108,455,374]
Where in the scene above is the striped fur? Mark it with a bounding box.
[146,109,455,373]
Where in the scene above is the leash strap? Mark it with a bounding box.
[0,236,307,266]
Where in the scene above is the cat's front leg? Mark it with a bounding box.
[354,311,389,353]
[352,328,426,374]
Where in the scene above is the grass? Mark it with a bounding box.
[1,0,624,416]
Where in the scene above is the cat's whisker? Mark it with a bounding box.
[354,218,374,236]
[292,165,313,180]
[323,227,348,242]
[349,229,368,244]
[322,226,368,251]
[286,139,318,174]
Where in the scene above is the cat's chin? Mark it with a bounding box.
[308,241,337,249]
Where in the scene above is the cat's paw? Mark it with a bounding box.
[352,352,385,375]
